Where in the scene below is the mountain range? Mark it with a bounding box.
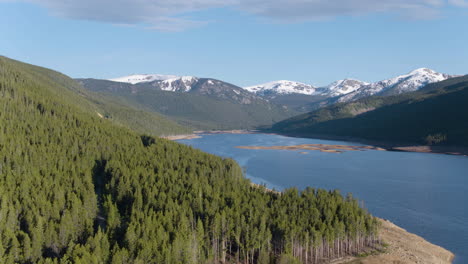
[109,73,179,84]
[244,80,316,96]
[77,76,296,130]
[89,68,457,131]
[82,75,261,105]
[271,74,468,147]
[244,68,455,111]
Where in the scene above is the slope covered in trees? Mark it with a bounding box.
[0,56,190,136]
[0,56,379,263]
[85,92,192,136]
[272,75,468,147]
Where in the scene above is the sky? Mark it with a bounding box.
[1,0,467,87]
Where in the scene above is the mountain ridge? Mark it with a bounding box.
[271,74,468,148]
[242,68,456,112]
[109,73,179,84]
[244,80,316,96]
[109,68,456,101]
[337,68,454,102]
[244,68,453,98]
[78,77,296,130]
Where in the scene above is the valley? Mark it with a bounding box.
[1,56,465,264]
[3,2,468,263]
[0,56,382,264]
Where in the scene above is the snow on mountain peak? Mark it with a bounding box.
[374,67,450,93]
[244,80,316,95]
[159,76,198,92]
[109,68,454,100]
[109,74,178,84]
[108,74,199,92]
[408,68,448,77]
[336,68,453,103]
[318,79,369,96]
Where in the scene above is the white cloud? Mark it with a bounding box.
[236,0,449,22]
[3,0,466,30]
[449,0,468,6]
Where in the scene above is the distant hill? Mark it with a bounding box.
[271,75,468,147]
[78,77,296,130]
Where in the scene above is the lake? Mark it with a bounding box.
[178,133,468,263]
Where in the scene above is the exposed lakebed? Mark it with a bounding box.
[178,133,468,263]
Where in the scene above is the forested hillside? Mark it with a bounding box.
[0,57,189,136]
[84,92,192,136]
[78,78,296,130]
[272,75,468,147]
[0,56,379,263]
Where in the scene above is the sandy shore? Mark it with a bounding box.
[163,130,259,141]
[162,134,202,140]
[195,129,260,135]
[166,130,468,157]
[236,143,386,153]
[333,218,454,264]
[275,132,468,157]
[391,145,468,156]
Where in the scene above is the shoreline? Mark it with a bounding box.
[252,180,455,264]
[236,143,386,153]
[276,132,468,157]
[166,130,468,157]
[162,134,202,140]
[163,129,262,140]
[174,131,456,263]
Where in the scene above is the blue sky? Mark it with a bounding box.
[1,0,467,86]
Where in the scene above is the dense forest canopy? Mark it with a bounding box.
[272,75,468,147]
[0,56,379,263]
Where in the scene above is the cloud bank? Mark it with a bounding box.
[5,0,465,30]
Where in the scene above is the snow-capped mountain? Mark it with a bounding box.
[246,68,452,101]
[89,74,266,105]
[244,80,316,96]
[337,68,453,102]
[316,79,369,97]
[242,68,455,112]
[156,76,199,92]
[110,74,201,93]
[108,68,453,109]
[109,74,178,84]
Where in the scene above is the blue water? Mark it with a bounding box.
[178,133,468,263]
